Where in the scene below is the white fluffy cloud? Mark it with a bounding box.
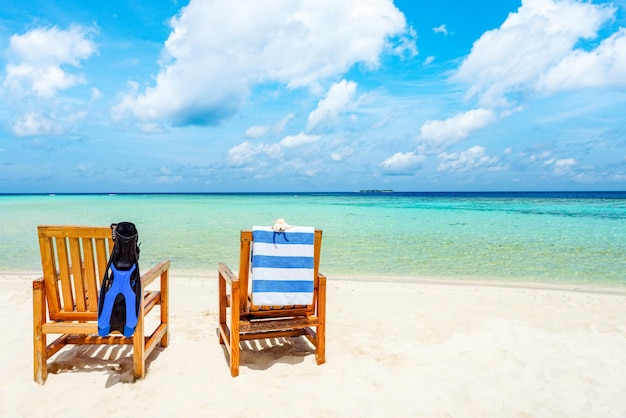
[307,80,357,132]
[437,146,500,172]
[538,28,626,91]
[244,125,270,139]
[454,0,620,107]
[280,132,321,148]
[245,114,294,138]
[405,0,625,161]
[380,152,426,175]
[227,142,280,167]
[433,24,448,36]
[330,146,354,162]
[227,131,320,169]
[3,26,96,98]
[112,0,411,127]
[418,108,496,153]
[2,25,96,137]
[544,157,576,175]
[11,112,63,137]
[226,134,327,179]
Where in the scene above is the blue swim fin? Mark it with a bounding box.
[97,222,141,337]
[98,264,140,337]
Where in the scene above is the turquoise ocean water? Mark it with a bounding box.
[1,192,625,286]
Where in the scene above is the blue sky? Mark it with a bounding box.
[1,0,626,193]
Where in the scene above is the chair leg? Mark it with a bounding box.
[316,326,326,365]
[230,307,240,377]
[229,279,241,377]
[133,327,146,379]
[133,289,146,380]
[218,272,226,345]
[33,280,47,384]
[160,270,170,347]
[316,275,327,365]
[230,335,240,377]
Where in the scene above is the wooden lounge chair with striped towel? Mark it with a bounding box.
[218,224,326,377]
[32,225,170,384]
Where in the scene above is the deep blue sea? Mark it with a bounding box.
[1,192,625,286]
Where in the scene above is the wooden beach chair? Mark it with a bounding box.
[218,228,326,377]
[32,225,170,384]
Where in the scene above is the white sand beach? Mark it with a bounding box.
[2,273,626,417]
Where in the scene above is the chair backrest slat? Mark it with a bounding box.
[313,230,322,308]
[55,236,74,312]
[39,234,61,314]
[81,237,99,311]
[69,237,87,311]
[238,231,252,312]
[95,237,110,283]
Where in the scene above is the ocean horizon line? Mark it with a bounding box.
[2,190,626,198]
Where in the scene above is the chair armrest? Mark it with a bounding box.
[141,260,171,287]
[33,276,45,290]
[317,273,326,285]
[218,262,238,285]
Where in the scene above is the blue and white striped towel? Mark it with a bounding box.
[251,226,315,306]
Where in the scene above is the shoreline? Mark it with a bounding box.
[4,270,626,295]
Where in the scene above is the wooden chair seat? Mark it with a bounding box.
[218,229,326,377]
[33,225,170,384]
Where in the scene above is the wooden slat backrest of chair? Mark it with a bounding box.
[237,231,252,313]
[311,229,322,314]
[239,229,323,315]
[38,226,113,320]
